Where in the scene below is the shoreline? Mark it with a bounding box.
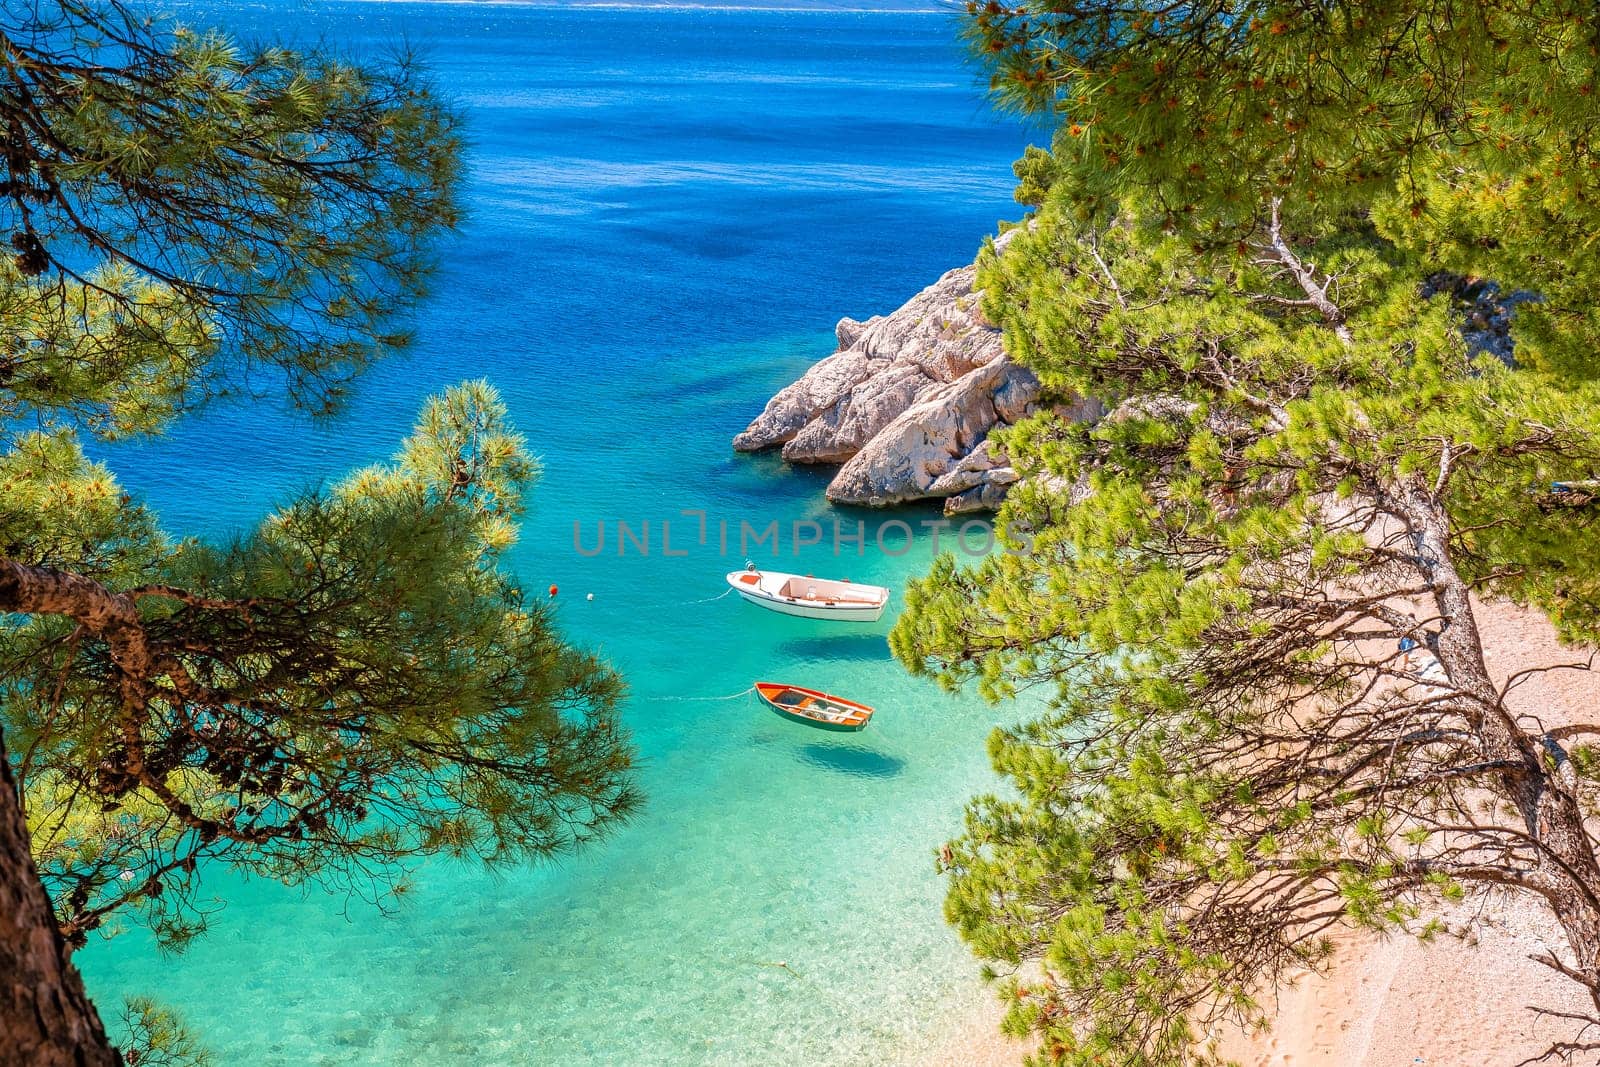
[906,990,1028,1067]
[919,595,1599,1066]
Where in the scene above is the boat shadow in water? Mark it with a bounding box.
[773,634,890,661]
[795,743,906,779]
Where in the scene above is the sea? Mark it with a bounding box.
[75,3,1038,1063]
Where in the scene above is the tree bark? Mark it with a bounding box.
[1399,482,1600,1004]
[0,724,121,1067]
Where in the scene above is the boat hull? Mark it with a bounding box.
[732,587,885,622]
[755,682,875,732]
[726,570,889,622]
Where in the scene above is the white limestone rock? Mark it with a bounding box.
[734,226,1089,511]
[731,349,879,452]
[824,359,1039,506]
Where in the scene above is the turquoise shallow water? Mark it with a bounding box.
[75,4,1036,1063]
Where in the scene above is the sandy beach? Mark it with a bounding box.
[924,595,1600,1067]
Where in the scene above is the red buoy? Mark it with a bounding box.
[548,584,559,597]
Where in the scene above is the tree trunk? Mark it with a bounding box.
[1402,483,1600,1002]
[0,725,120,1067]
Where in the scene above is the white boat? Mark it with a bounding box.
[725,567,889,622]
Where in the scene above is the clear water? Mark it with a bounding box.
[74,4,1033,1063]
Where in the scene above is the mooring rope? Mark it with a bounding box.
[649,686,756,703]
[684,587,735,605]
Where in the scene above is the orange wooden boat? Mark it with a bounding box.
[754,682,874,732]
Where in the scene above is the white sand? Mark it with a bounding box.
[924,597,1600,1067]
[909,993,1028,1067]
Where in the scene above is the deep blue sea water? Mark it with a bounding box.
[75,4,1036,1063]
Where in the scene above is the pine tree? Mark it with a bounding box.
[895,3,1600,1063]
[1,3,636,1058]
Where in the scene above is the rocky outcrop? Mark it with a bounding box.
[930,440,1019,515]
[825,357,1038,506]
[734,231,1097,511]
[732,255,1002,455]
[782,361,932,464]
[730,349,878,453]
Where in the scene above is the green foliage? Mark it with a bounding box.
[898,4,1600,1062]
[0,429,166,579]
[0,263,215,440]
[0,4,631,1060]
[965,0,1600,387]
[1012,145,1063,209]
[3,1,463,427]
[899,207,1600,1064]
[116,997,211,1067]
[965,1,1600,224]
[6,382,638,947]
[0,0,636,973]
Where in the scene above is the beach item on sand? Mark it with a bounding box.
[754,682,874,732]
[725,565,889,622]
